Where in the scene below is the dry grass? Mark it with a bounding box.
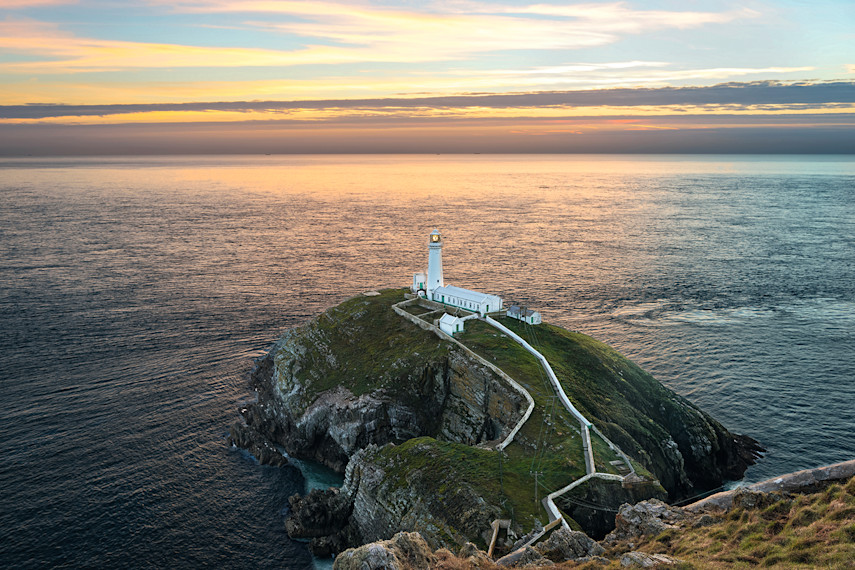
[594,477,855,569]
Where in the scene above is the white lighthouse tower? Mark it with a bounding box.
[426,229,444,300]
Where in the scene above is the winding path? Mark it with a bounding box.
[393,296,636,532]
[481,315,634,529]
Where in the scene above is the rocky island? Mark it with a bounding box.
[230,288,764,561]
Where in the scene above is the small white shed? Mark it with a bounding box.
[439,313,465,335]
[507,305,542,325]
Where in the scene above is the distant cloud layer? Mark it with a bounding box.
[3,81,853,120]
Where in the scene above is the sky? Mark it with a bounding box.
[0,0,853,154]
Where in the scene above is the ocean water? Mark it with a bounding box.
[1,154,853,568]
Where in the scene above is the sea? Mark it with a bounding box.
[1,154,853,568]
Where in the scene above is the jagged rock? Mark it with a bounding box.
[333,532,435,570]
[284,487,359,556]
[516,546,554,567]
[458,542,493,567]
[620,551,681,567]
[534,527,604,562]
[605,500,685,543]
[285,487,353,539]
[227,419,288,466]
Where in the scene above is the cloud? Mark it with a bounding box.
[0,1,756,74]
[2,81,852,120]
[154,0,756,61]
[2,121,853,156]
[512,2,758,31]
[0,0,75,6]
[0,19,364,73]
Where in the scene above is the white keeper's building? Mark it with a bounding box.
[412,229,503,318]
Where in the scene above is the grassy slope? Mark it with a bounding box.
[285,289,451,407]
[464,316,737,495]
[491,316,678,457]
[598,477,855,569]
[458,318,655,477]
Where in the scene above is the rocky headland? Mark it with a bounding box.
[332,460,855,568]
[229,289,763,558]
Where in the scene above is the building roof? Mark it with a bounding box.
[507,305,539,317]
[439,313,463,325]
[434,285,499,303]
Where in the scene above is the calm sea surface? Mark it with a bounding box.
[1,155,853,568]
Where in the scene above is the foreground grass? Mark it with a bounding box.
[595,477,855,569]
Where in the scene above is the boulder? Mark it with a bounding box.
[605,500,685,542]
[534,527,604,562]
[334,531,435,570]
[458,542,493,567]
[516,546,554,567]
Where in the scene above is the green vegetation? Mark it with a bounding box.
[463,316,715,493]
[370,436,549,526]
[606,478,855,569]
[458,319,655,480]
[276,289,451,408]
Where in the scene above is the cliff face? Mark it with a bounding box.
[232,289,761,554]
[343,440,504,548]
[237,290,527,473]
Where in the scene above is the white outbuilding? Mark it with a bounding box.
[433,285,502,316]
[507,305,542,325]
[439,313,465,335]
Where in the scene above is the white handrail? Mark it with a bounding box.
[483,316,596,473]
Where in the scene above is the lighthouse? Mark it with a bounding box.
[426,229,444,299]
[410,228,503,317]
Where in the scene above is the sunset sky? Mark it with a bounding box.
[1,0,853,154]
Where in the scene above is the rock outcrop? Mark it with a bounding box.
[533,527,605,562]
[284,487,358,557]
[555,474,667,538]
[333,532,435,570]
[603,499,686,544]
